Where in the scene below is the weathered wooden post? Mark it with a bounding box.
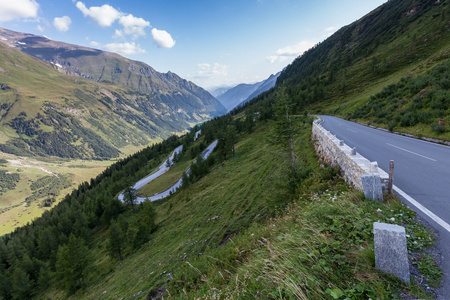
[388,160,394,194]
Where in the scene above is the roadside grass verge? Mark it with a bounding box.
[167,190,437,300]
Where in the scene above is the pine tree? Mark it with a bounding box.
[108,221,125,260]
[118,214,129,236]
[72,211,89,241]
[11,267,34,300]
[272,87,297,175]
[226,125,237,161]
[0,270,11,300]
[123,187,137,213]
[37,263,51,291]
[141,199,157,233]
[245,109,255,133]
[37,227,58,260]
[0,239,7,267]
[181,171,190,188]
[55,235,91,292]
[133,224,150,249]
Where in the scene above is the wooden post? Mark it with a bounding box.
[388,160,394,194]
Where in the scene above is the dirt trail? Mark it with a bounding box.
[7,158,59,178]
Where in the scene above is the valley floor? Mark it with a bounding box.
[0,151,115,235]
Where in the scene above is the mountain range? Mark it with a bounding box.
[215,71,280,111]
[0,27,226,160]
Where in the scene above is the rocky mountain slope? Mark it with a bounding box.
[0,27,225,121]
[0,29,226,160]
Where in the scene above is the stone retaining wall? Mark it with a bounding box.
[312,119,389,192]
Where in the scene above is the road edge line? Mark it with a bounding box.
[394,185,450,233]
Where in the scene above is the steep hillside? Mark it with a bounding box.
[0,27,226,120]
[348,60,450,140]
[0,108,438,300]
[0,41,223,160]
[271,0,449,139]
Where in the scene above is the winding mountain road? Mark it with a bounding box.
[318,115,450,298]
[118,139,218,203]
[118,145,183,203]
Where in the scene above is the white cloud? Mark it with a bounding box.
[53,16,71,32]
[103,42,146,55]
[113,29,124,39]
[267,40,316,63]
[76,1,122,27]
[90,41,100,48]
[118,14,150,39]
[195,63,228,78]
[0,0,39,22]
[151,28,175,48]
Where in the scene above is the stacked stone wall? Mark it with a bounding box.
[312,119,389,192]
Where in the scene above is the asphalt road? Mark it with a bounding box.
[117,145,183,202]
[119,139,218,203]
[318,115,450,298]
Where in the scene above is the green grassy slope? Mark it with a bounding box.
[271,0,450,140]
[348,60,450,140]
[0,41,214,160]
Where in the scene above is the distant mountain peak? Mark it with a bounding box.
[216,72,281,111]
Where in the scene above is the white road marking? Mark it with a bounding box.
[347,128,357,133]
[394,185,450,233]
[386,143,437,161]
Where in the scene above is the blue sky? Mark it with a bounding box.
[0,0,387,89]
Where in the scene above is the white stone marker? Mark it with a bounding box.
[370,161,378,173]
[361,174,383,201]
[373,222,410,284]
